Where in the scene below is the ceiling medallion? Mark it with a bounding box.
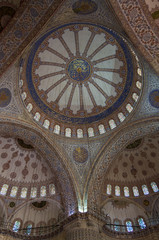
[67,58,91,81]
[149,89,159,108]
[19,23,142,138]
[0,88,11,107]
[73,147,88,163]
[72,0,98,15]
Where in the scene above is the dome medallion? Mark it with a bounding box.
[19,23,142,138]
[68,59,91,81]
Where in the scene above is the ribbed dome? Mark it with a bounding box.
[20,23,142,138]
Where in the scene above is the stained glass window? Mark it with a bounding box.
[21,187,27,198]
[126,221,133,232]
[124,187,129,197]
[107,184,112,195]
[77,129,83,138]
[126,104,133,113]
[138,218,146,229]
[132,93,139,102]
[40,186,46,197]
[98,124,105,134]
[137,68,142,76]
[13,221,21,232]
[10,186,18,197]
[65,128,71,137]
[54,125,60,134]
[151,182,159,193]
[115,186,120,196]
[43,120,50,129]
[88,127,94,137]
[136,81,141,89]
[142,185,149,195]
[118,112,125,122]
[26,224,32,235]
[30,187,37,198]
[0,184,8,195]
[34,112,40,121]
[26,103,33,112]
[49,184,55,195]
[133,186,139,197]
[21,92,27,100]
[114,219,120,231]
[19,79,23,87]
[109,119,116,129]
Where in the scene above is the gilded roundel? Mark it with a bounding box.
[0,88,11,107]
[149,90,159,108]
[73,147,88,163]
[72,0,98,15]
[20,23,142,137]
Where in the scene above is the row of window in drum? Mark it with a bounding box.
[111,217,146,233]
[0,184,55,198]
[21,83,141,138]
[12,217,146,235]
[107,182,158,197]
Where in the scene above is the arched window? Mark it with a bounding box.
[88,127,94,137]
[19,79,23,87]
[107,184,112,195]
[114,219,120,231]
[136,81,141,89]
[13,220,21,232]
[26,224,32,235]
[43,119,50,129]
[138,218,146,229]
[49,184,55,195]
[115,186,120,196]
[142,185,149,195]
[21,92,27,100]
[26,103,33,112]
[30,187,37,198]
[118,112,125,122]
[98,124,105,134]
[40,186,46,197]
[132,93,139,102]
[77,129,83,138]
[21,187,27,198]
[65,128,71,137]
[124,186,129,197]
[126,104,133,113]
[0,184,8,195]
[34,112,40,121]
[151,182,159,193]
[54,125,60,134]
[10,186,18,197]
[133,186,139,197]
[126,220,133,232]
[109,119,116,129]
[137,68,142,76]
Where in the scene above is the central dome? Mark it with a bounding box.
[20,23,142,137]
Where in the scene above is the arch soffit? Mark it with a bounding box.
[86,117,159,207]
[110,0,159,74]
[0,197,8,220]
[0,120,77,214]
